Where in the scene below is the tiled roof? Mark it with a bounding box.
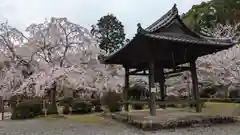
[102,4,235,65]
[141,32,234,46]
[146,4,178,32]
[136,3,234,46]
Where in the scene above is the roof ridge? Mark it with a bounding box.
[145,4,178,32]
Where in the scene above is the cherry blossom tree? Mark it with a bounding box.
[0,17,125,103]
[195,22,240,97]
[165,22,240,97]
[0,21,35,100]
[197,22,240,85]
[14,17,124,100]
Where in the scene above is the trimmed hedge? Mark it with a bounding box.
[71,100,93,114]
[61,99,101,114]
[8,94,29,109]
[63,104,71,114]
[132,104,144,110]
[202,98,233,103]
[11,99,43,120]
[102,91,122,112]
[58,97,73,106]
[127,84,148,100]
[91,99,102,112]
[46,103,58,115]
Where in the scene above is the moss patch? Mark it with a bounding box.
[39,113,115,125]
[37,115,66,121]
[65,114,104,123]
[204,102,240,116]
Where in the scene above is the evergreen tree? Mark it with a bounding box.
[91,14,125,54]
[182,0,240,32]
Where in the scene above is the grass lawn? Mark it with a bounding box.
[38,102,240,124]
[65,113,106,123]
[203,102,240,116]
[38,113,115,125]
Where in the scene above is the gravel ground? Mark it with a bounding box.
[0,119,239,135]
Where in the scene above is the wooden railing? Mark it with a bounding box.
[120,98,240,106]
[120,99,203,105]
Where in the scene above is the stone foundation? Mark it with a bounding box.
[102,109,238,131]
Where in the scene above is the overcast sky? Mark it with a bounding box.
[0,0,207,38]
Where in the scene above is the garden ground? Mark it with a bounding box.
[0,102,239,134]
[0,114,239,135]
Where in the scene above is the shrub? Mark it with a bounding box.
[229,89,240,100]
[127,84,148,100]
[208,98,232,103]
[11,100,43,120]
[200,87,218,98]
[11,108,33,120]
[58,97,73,106]
[8,94,29,109]
[102,91,122,112]
[63,104,70,114]
[91,99,102,112]
[91,99,101,106]
[47,103,58,115]
[72,100,93,114]
[165,104,178,108]
[165,95,180,100]
[94,105,103,112]
[132,103,144,110]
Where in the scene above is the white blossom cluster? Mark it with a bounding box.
[167,22,240,96]
[0,17,125,99]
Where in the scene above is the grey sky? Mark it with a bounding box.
[0,0,206,38]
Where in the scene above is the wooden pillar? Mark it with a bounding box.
[0,96,4,120]
[149,61,156,116]
[190,60,202,112]
[124,67,129,111]
[159,67,166,109]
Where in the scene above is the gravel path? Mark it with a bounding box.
[0,119,239,135]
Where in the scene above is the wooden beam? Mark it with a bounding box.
[129,68,146,75]
[124,67,129,111]
[122,100,203,105]
[158,67,166,109]
[129,73,148,76]
[166,73,182,78]
[190,60,202,112]
[165,67,190,75]
[0,96,4,121]
[129,66,190,76]
[130,73,182,79]
[149,61,156,116]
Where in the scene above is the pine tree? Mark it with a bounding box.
[91,14,125,54]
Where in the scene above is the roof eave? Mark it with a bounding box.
[102,34,140,64]
[145,4,178,32]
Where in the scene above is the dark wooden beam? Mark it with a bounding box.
[130,72,182,79]
[129,73,148,76]
[149,61,156,116]
[158,67,166,109]
[129,68,146,75]
[124,67,130,111]
[122,100,204,105]
[166,73,182,78]
[190,60,202,112]
[165,66,190,75]
[0,96,3,121]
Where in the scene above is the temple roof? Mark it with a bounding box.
[145,4,179,33]
[137,4,233,45]
[102,4,235,69]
